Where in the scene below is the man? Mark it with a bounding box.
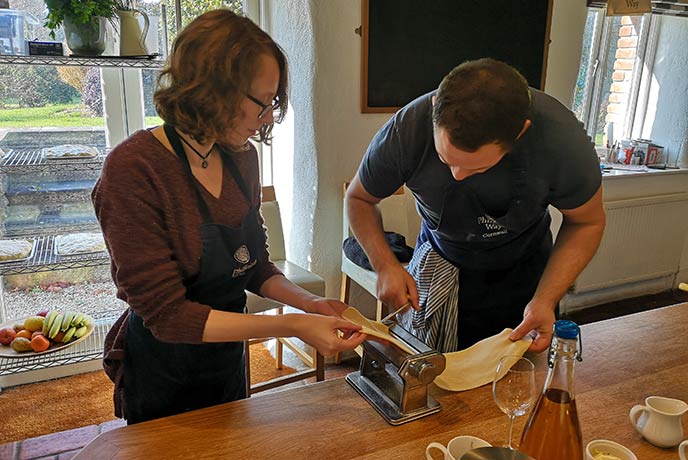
[346,58,605,353]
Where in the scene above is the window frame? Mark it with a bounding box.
[576,9,659,144]
[104,0,272,183]
[107,0,264,144]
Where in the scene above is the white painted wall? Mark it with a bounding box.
[265,1,316,268]
[266,0,389,303]
[266,0,589,302]
[643,16,688,288]
[544,0,589,107]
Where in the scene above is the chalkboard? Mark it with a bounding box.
[361,0,553,113]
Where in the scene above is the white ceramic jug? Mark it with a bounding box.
[629,396,688,448]
[679,440,688,460]
[116,8,149,56]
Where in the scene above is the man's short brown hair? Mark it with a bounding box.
[154,9,288,145]
[432,58,531,151]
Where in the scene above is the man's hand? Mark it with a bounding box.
[376,263,420,311]
[345,177,420,311]
[509,300,556,352]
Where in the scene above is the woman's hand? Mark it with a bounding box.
[291,314,367,356]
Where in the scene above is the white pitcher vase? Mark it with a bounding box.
[629,396,688,448]
[116,9,149,56]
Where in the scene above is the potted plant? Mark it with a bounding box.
[44,0,120,56]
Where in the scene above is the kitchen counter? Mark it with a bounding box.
[73,303,688,460]
[602,164,688,177]
[599,166,688,199]
[601,164,688,179]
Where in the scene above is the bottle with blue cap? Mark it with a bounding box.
[519,320,584,460]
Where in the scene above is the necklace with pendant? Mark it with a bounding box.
[178,131,213,168]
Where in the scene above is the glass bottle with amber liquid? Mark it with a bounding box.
[519,320,583,460]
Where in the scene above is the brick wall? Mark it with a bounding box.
[605,16,642,137]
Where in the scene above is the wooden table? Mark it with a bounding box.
[75,303,688,460]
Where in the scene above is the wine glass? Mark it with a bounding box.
[492,355,536,449]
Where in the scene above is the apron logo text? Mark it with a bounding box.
[477,215,508,238]
[232,259,257,278]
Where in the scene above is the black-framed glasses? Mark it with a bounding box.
[245,93,279,119]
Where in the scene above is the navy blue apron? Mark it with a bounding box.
[122,125,265,424]
[420,150,554,348]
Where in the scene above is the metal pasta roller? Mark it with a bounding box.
[346,322,446,425]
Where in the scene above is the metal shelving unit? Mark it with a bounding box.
[0,235,111,324]
[0,235,109,276]
[0,310,122,389]
[0,150,112,380]
[0,52,146,387]
[0,54,165,69]
[0,149,104,239]
[5,222,102,238]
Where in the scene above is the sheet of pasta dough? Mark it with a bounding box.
[342,307,413,354]
[434,328,532,392]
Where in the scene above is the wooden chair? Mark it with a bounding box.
[244,186,325,395]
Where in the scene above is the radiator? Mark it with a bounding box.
[573,192,688,293]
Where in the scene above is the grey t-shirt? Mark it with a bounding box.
[358,89,601,268]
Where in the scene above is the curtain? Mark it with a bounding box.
[587,1,688,17]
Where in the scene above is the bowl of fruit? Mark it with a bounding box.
[0,309,94,358]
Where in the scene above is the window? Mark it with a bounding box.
[573,9,653,146]
[140,0,247,124]
[133,0,250,141]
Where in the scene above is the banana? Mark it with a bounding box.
[72,313,84,327]
[61,311,75,332]
[43,310,58,335]
[49,313,63,339]
[63,326,77,343]
[81,315,92,328]
[74,325,88,339]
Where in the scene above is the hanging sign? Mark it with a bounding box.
[607,0,651,15]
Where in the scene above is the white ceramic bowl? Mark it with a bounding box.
[586,439,638,460]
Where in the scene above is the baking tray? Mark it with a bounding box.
[42,146,99,160]
[54,234,106,257]
[0,238,36,264]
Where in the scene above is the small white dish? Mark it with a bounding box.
[586,439,637,460]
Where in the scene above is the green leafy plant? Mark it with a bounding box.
[44,0,120,38]
[113,0,137,11]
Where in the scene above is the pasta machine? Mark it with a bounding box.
[346,322,446,425]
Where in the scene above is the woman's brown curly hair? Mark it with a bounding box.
[154,9,288,146]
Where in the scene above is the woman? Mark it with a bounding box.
[93,9,366,424]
